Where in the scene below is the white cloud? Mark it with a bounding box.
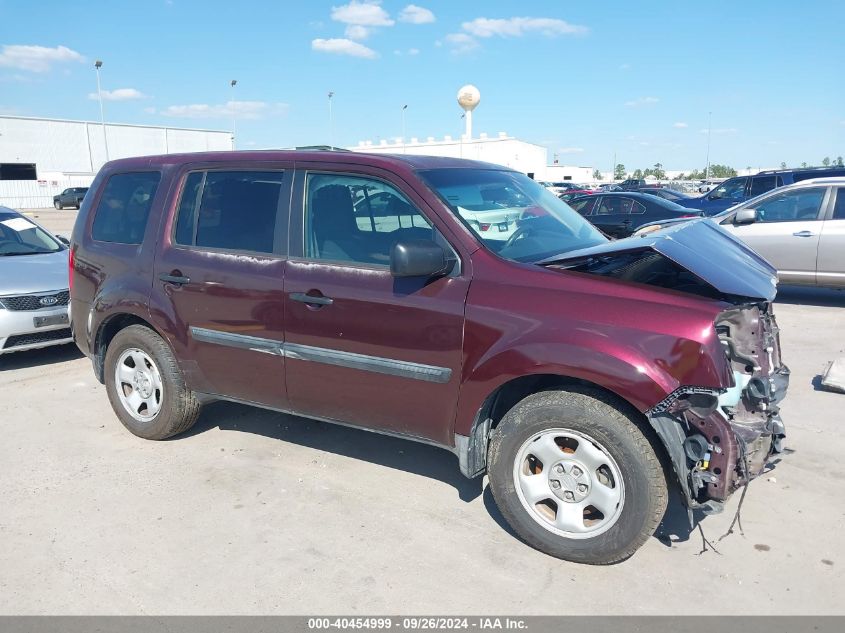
[159,100,286,120]
[0,44,84,72]
[331,1,393,26]
[312,38,378,59]
[394,47,421,56]
[672,122,688,128]
[619,63,631,70]
[461,17,587,38]
[407,47,420,55]
[624,96,659,107]
[143,106,156,114]
[88,88,147,101]
[345,24,371,40]
[558,147,584,154]
[399,4,435,24]
[444,33,479,54]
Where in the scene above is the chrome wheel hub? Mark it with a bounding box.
[548,460,591,503]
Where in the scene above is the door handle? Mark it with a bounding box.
[792,231,814,237]
[290,292,333,306]
[159,272,191,285]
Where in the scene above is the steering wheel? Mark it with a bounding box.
[502,224,534,251]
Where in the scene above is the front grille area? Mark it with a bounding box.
[3,328,72,349]
[0,290,69,311]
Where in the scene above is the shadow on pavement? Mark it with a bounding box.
[0,343,83,372]
[775,285,845,308]
[183,400,485,502]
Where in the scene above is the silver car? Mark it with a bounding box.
[636,177,845,288]
[0,207,72,355]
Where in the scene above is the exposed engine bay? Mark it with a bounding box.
[649,302,788,513]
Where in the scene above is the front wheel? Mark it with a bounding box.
[487,389,667,565]
[54,200,62,210]
[104,324,201,440]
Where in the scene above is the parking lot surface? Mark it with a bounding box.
[1,210,843,614]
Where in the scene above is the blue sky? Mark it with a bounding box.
[1,0,843,171]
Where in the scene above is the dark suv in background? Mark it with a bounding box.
[53,187,88,209]
[70,151,789,564]
[680,167,845,215]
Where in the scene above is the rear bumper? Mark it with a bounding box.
[0,305,72,355]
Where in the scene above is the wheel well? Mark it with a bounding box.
[92,313,156,383]
[457,374,663,478]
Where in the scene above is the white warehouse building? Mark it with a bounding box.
[349,134,594,183]
[0,115,232,207]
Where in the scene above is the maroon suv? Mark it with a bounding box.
[70,151,788,564]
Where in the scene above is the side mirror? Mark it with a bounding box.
[390,239,454,278]
[56,235,70,246]
[734,208,757,225]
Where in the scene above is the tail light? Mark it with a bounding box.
[68,247,75,293]
[479,223,491,231]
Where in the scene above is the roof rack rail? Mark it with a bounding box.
[757,166,843,175]
[293,145,352,152]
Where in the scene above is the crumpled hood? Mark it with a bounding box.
[541,219,778,302]
[0,250,70,296]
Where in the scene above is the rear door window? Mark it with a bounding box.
[91,172,161,244]
[596,197,634,215]
[749,175,777,198]
[174,170,284,254]
[833,188,845,220]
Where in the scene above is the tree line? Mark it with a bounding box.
[610,156,843,181]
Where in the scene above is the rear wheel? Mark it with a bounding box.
[54,200,62,210]
[104,324,200,440]
[487,388,667,565]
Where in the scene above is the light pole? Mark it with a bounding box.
[94,60,109,161]
[401,104,408,154]
[328,91,334,149]
[230,79,237,150]
[705,111,712,181]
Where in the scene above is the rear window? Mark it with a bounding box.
[173,170,283,254]
[91,172,161,244]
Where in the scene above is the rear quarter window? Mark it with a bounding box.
[91,172,161,244]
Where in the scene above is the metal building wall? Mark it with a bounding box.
[0,115,232,176]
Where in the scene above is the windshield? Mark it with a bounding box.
[419,169,607,263]
[0,213,63,256]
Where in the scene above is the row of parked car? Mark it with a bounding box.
[543,168,845,289]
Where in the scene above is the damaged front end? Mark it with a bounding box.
[649,303,789,513]
[544,219,789,513]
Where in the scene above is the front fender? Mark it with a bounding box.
[454,321,731,439]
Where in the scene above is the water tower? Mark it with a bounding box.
[457,84,480,140]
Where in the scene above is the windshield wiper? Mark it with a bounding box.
[0,251,53,257]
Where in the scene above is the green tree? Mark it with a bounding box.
[822,157,831,167]
[708,164,737,178]
[653,163,665,179]
[614,163,626,179]
[837,156,844,167]
[633,168,644,179]
[801,162,808,168]
[780,162,787,170]
[593,168,603,180]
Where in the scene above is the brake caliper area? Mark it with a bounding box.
[648,303,789,513]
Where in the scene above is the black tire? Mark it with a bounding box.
[487,388,668,565]
[54,200,62,210]
[104,324,201,440]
